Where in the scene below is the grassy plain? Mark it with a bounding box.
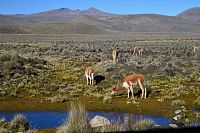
[0,34,200,132]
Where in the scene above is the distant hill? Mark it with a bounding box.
[0,23,33,34]
[70,14,200,33]
[0,22,110,34]
[177,7,200,25]
[0,7,200,34]
[23,22,110,34]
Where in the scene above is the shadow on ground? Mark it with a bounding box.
[94,75,105,85]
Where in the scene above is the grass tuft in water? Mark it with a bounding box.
[56,102,93,133]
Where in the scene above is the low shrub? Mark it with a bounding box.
[195,96,200,106]
[50,95,68,103]
[171,99,186,106]
[103,96,112,104]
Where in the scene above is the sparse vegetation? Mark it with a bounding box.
[133,119,155,131]
[0,34,200,132]
[101,123,132,132]
[56,102,157,133]
[103,96,113,104]
[171,99,186,106]
[50,95,68,103]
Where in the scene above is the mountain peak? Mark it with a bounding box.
[87,7,99,11]
[177,7,200,16]
[81,7,117,17]
[44,8,71,14]
[83,7,102,13]
[177,7,200,24]
[59,8,70,11]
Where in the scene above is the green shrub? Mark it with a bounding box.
[51,95,67,103]
[171,99,186,106]
[195,96,200,106]
[162,95,176,100]
[103,96,112,104]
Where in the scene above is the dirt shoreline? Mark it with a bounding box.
[0,96,176,118]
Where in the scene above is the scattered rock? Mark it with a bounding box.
[89,115,111,127]
[169,124,178,128]
[155,124,161,127]
[175,110,182,114]
[173,114,182,121]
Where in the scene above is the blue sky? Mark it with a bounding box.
[0,0,200,16]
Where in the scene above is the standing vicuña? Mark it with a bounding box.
[85,66,94,85]
[112,48,119,63]
[193,46,200,52]
[132,45,147,56]
[112,74,147,99]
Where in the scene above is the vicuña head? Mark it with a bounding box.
[111,74,147,99]
[111,86,122,95]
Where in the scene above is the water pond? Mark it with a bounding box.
[0,111,171,129]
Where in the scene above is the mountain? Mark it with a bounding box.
[177,7,200,25]
[81,7,118,17]
[0,7,200,34]
[106,14,200,32]
[6,7,118,23]
[0,14,21,24]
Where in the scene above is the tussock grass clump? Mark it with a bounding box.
[195,96,200,106]
[133,119,155,131]
[0,128,8,133]
[56,102,93,133]
[162,95,176,101]
[25,129,38,133]
[187,121,200,128]
[50,95,68,103]
[93,93,104,100]
[101,123,132,132]
[103,96,113,104]
[0,118,5,124]
[10,114,29,131]
[101,119,155,132]
[171,99,186,106]
[194,96,200,110]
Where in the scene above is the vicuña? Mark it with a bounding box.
[85,66,94,85]
[112,74,147,99]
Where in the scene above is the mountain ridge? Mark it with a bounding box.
[0,7,200,34]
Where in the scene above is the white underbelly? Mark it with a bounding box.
[130,81,137,85]
[122,81,137,89]
[122,82,130,89]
